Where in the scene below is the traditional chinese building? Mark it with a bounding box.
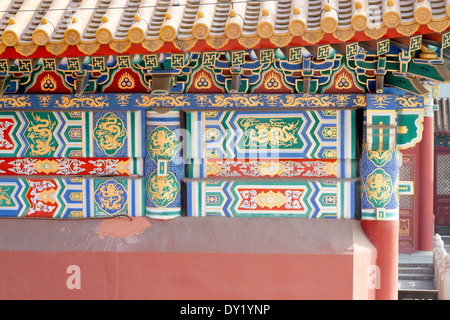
[0,0,447,300]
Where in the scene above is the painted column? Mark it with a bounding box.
[360,95,400,300]
[418,81,437,251]
[145,109,184,219]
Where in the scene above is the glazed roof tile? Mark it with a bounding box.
[0,0,449,57]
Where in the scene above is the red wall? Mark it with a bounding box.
[0,251,365,300]
[0,217,377,300]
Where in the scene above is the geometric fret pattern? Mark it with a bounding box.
[185,180,356,219]
[185,109,359,219]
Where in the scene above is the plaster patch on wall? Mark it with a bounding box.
[96,216,151,239]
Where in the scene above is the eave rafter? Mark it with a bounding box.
[0,0,450,59]
[0,1,448,96]
[0,34,449,96]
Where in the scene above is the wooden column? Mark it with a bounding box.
[360,94,400,300]
[361,219,399,299]
[418,81,437,251]
[360,148,400,300]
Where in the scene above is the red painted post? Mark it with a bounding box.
[360,96,401,300]
[361,219,399,300]
[418,112,435,251]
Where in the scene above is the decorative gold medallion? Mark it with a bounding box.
[365,169,392,208]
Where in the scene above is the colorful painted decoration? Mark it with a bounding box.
[0,109,145,218]
[0,157,143,176]
[146,171,181,208]
[0,92,426,220]
[145,109,184,219]
[0,110,145,159]
[0,48,444,98]
[0,93,366,110]
[360,147,400,220]
[0,93,424,112]
[94,180,129,215]
[205,159,341,179]
[199,110,357,160]
[364,168,393,208]
[396,109,424,149]
[93,113,128,156]
[0,177,145,218]
[185,180,356,219]
[365,94,397,151]
[146,126,180,162]
[86,111,146,158]
[184,108,359,219]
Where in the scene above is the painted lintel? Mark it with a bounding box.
[0,93,425,111]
